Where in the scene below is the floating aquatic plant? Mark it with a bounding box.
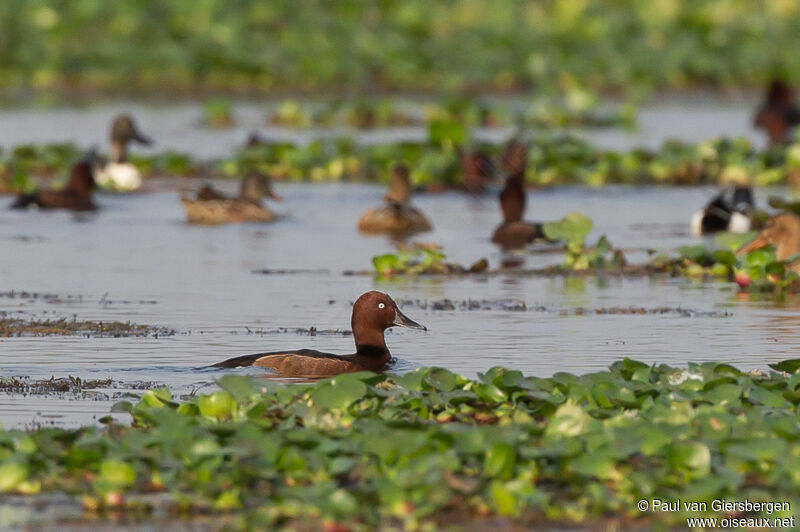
[372,243,488,276]
[544,213,625,271]
[0,360,798,528]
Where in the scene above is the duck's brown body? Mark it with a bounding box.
[12,162,97,212]
[212,291,425,378]
[491,220,546,249]
[182,172,280,225]
[212,348,391,377]
[358,165,432,236]
[358,203,432,236]
[183,198,276,225]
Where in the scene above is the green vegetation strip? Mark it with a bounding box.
[2,1,800,95]
[0,360,798,528]
[6,130,799,193]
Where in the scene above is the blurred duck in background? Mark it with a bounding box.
[754,80,800,146]
[94,114,152,191]
[460,150,495,195]
[182,171,282,225]
[358,164,432,237]
[12,161,97,212]
[491,140,550,249]
[690,186,753,236]
[738,213,800,272]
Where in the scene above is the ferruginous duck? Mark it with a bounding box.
[211,291,426,377]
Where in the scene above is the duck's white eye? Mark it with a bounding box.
[378,303,385,309]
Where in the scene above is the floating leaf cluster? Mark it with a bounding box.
[0,360,798,528]
[372,243,487,277]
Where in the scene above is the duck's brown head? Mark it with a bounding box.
[739,213,800,261]
[499,173,526,223]
[461,151,494,194]
[240,172,281,202]
[766,80,794,108]
[111,115,152,145]
[501,139,528,176]
[65,161,96,194]
[384,164,413,205]
[351,291,426,353]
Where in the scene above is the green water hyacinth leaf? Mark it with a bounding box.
[140,388,172,408]
[484,443,516,480]
[715,231,756,252]
[768,359,800,373]
[197,390,237,421]
[422,367,459,392]
[311,376,367,409]
[570,451,616,479]
[711,249,736,268]
[543,212,593,247]
[0,461,28,492]
[679,244,709,263]
[747,386,788,408]
[666,442,711,475]
[488,480,518,516]
[744,247,777,267]
[724,438,787,462]
[372,253,399,275]
[544,401,592,438]
[99,459,136,488]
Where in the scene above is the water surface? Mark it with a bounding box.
[0,182,797,428]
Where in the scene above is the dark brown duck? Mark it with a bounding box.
[11,161,97,212]
[212,291,426,378]
[490,141,549,249]
[754,80,800,146]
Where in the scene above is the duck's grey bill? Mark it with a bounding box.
[393,308,427,331]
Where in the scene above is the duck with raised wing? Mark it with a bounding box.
[11,161,97,212]
[212,291,426,377]
[358,164,432,236]
[182,171,282,225]
[94,114,152,191]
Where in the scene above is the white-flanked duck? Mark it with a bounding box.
[691,186,753,237]
[94,115,152,191]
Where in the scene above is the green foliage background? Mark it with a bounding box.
[2,0,799,95]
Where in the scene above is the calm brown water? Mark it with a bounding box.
[0,98,796,429]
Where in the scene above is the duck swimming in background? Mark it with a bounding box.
[358,164,432,236]
[211,291,426,377]
[94,114,152,191]
[738,212,800,264]
[754,80,800,146]
[181,171,282,225]
[690,186,753,237]
[11,161,97,212]
[491,171,548,249]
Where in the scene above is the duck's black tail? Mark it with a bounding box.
[10,194,38,210]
